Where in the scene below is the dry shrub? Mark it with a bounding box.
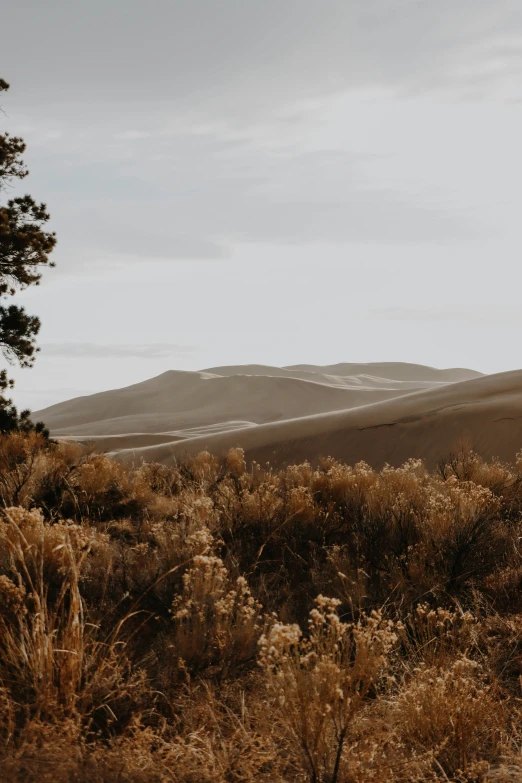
[0,506,109,588]
[0,507,149,737]
[99,497,218,607]
[165,554,262,680]
[259,597,396,783]
[0,431,50,506]
[479,614,522,692]
[426,478,509,590]
[0,719,84,783]
[225,446,247,478]
[0,437,164,522]
[57,452,157,521]
[136,460,182,496]
[391,657,505,778]
[398,604,478,668]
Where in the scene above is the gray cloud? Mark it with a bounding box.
[25,134,482,267]
[370,307,464,321]
[0,2,512,272]
[40,343,199,359]
[1,0,513,270]
[369,306,522,325]
[4,1,522,120]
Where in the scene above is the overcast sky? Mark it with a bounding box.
[3,0,522,410]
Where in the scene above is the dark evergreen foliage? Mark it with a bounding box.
[0,79,56,435]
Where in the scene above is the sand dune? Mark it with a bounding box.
[202,363,480,389]
[36,363,461,437]
[114,370,522,470]
[283,362,481,383]
[35,362,501,467]
[57,433,187,451]
[56,420,259,446]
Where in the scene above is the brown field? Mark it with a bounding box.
[1,431,522,780]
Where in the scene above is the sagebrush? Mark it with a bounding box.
[1,433,522,781]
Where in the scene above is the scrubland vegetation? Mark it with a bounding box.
[2,434,522,780]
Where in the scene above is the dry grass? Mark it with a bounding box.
[2,435,522,780]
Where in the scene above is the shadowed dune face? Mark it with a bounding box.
[32,362,503,465]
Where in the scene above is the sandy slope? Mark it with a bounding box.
[35,362,493,464]
[114,370,522,470]
[57,433,186,450]
[202,363,480,388]
[283,362,480,383]
[36,364,464,437]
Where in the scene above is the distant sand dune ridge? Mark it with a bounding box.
[39,364,471,435]
[116,368,521,470]
[34,362,520,470]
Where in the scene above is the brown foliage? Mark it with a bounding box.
[1,437,522,780]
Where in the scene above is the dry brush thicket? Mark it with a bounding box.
[2,434,522,781]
